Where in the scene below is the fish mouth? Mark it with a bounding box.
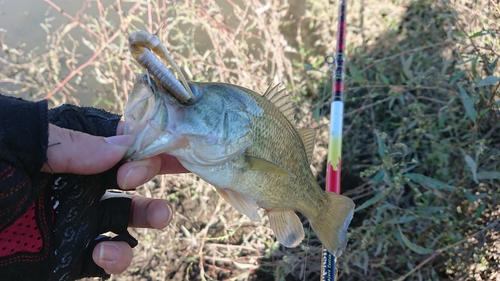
[123,74,177,160]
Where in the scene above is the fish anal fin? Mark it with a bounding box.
[268,210,305,248]
[245,156,296,178]
[215,187,261,222]
[297,128,316,163]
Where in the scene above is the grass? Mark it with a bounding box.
[1,0,499,280]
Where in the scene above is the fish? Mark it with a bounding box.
[123,74,355,257]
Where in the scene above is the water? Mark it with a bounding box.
[0,0,99,50]
[0,0,318,109]
[0,0,119,106]
[0,0,49,48]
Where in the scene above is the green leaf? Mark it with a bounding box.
[476,171,500,180]
[491,58,499,72]
[405,173,455,190]
[313,107,320,122]
[322,82,333,97]
[441,59,451,75]
[457,84,477,123]
[475,203,486,220]
[304,63,317,71]
[396,216,416,224]
[474,75,500,87]
[464,155,478,183]
[389,96,396,109]
[418,206,447,214]
[464,190,487,203]
[397,226,434,255]
[449,70,465,85]
[349,65,365,84]
[452,30,466,38]
[471,56,479,78]
[402,54,414,80]
[355,191,385,212]
[373,170,385,182]
[469,30,494,38]
[438,13,453,19]
[380,73,390,86]
[387,214,416,224]
[375,132,386,157]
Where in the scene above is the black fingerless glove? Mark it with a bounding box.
[49,105,138,280]
[0,99,137,281]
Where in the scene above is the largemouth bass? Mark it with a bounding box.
[124,73,355,256]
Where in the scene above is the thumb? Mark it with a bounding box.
[42,124,136,174]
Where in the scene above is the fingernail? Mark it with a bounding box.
[160,201,173,228]
[123,166,149,189]
[105,135,135,146]
[99,243,120,262]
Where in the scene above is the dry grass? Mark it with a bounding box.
[1,0,500,280]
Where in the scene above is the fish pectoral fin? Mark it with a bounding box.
[268,210,304,248]
[245,156,296,178]
[215,188,261,222]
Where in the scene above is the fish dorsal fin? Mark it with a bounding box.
[297,128,316,163]
[245,156,296,178]
[215,187,261,222]
[268,210,304,248]
[263,84,296,124]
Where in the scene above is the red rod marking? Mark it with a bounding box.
[326,161,341,194]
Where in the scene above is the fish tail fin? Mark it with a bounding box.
[309,193,355,257]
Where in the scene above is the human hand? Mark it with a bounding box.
[114,122,188,189]
[42,122,188,177]
[42,123,187,275]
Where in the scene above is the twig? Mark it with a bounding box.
[395,220,500,281]
[44,0,103,41]
[198,197,223,281]
[344,97,369,136]
[147,0,153,33]
[204,243,261,252]
[44,1,141,99]
[345,96,392,117]
[359,41,450,74]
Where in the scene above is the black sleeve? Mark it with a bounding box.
[0,94,49,176]
[0,94,49,230]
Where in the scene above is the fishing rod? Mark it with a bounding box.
[321,0,347,280]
